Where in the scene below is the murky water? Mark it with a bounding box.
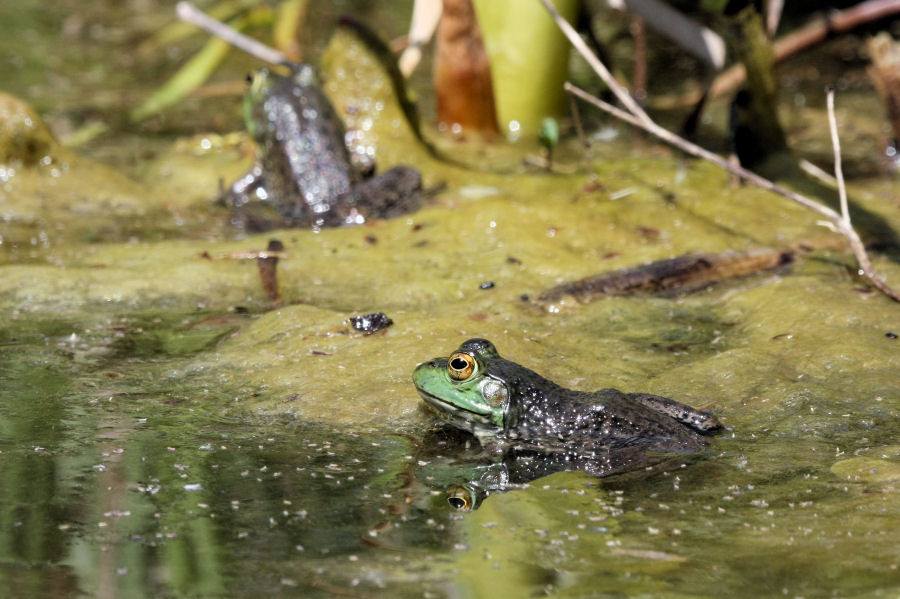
[3,1,900,597]
[5,302,900,597]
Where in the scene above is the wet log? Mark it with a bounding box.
[535,247,795,310]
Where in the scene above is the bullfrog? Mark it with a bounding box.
[228,66,422,230]
[413,339,722,478]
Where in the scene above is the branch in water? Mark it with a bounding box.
[536,248,796,309]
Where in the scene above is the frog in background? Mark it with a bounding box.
[228,66,422,230]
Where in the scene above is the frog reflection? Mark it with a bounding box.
[413,425,709,512]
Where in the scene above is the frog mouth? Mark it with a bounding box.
[416,388,495,427]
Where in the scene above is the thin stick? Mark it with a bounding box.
[630,16,646,104]
[538,0,652,127]
[565,83,838,221]
[826,87,850,226]
[176,1,289,66]
[563,81,900,302]
[568,92,589,151]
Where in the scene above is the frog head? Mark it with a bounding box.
[413,339,510,434]
[242,65,318,138]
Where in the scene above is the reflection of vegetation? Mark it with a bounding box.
[0,362,73,565]
[0,313,461,596]
[0,328,86,594]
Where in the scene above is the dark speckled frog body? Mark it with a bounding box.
[229,66,421,230]
[413,339,722,478]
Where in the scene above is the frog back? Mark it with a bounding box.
[258,69,359,223]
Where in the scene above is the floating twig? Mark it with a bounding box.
[538,0,900,302]
[257,239,285,306]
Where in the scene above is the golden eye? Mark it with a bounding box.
[448,352,475,380]
[447,485,473,511]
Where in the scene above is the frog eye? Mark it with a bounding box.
[448,352,475,380]
[447,485,474,511]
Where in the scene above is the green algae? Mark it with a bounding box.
[832,456,900,483]
[0,93,215,255]
[832,446,900,483]
[3,99,899,426]
[0,92,62,165]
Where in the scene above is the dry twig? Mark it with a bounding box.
[826,87,850,227]
[538,0,899,302]
[176,1,289,65]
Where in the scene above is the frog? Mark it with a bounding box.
[412,338,722,478]
[228,65,422,230]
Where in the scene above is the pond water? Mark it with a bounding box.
[2,1,900,598]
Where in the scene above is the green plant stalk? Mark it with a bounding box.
[130,7,274,123]
[273,0,308,62]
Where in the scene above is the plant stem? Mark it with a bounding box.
[537,0,651,127]
[826,87,850,227]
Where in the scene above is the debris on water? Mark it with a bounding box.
[458,184,500,198]
[258,239,284,306]
[348,312,393,334]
